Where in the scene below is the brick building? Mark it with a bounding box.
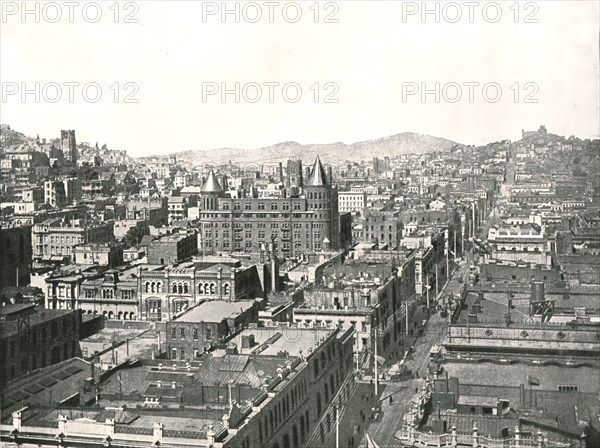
[146,230,198,265]
[166,299,260,360]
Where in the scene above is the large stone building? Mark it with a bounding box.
[0,303,81,385]
[197,156,347,257]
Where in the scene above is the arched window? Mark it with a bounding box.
[145,282,150,293]
[151,282,156,293]
[178,283,183,294]
[197,283,203,294]
[157,282,162,293]
[172,283,177,293]
[203,283,210,294]
[223,283,230,295]
[183,283,189,294]
[316,392,322,415]
[210,283,216,294]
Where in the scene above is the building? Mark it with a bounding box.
[78,268,139,319]
[337,191,367,215]
[286,158,304,188]
[146,230,198,265]
[363,208,403,248]
[294,255,418,366]
[167,196,188,223]
[138,259,263,322]
[73,242,124,267]
[0,303,81,385]
[0,224,32,288]
[32,217,114,262]
[124,196,168,227]
[165,299,260,360]
[61,129,77,163]
[197,156,345,257]
[0,325,359,448]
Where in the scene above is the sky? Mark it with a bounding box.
[1,1,598,157]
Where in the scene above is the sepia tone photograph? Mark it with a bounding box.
[0,1,599,448]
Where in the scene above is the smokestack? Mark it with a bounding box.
[279,162,284,183]
[327,166,333,184]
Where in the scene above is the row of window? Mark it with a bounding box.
[171,327,213,341]
[143,282,230,295]
[257,377,309,446]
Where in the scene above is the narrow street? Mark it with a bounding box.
[362,260,469,448]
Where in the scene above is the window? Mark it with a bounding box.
[180,328,185,339]
[193,328,198,340]
[171,328,177,339]
[206,328,213,340]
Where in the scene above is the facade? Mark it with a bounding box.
[0,303,81,385]
[124,196,168,227]
[73,242,124,267]
[32,218,114,261]
[146,230,198,265]
[166,299,260,360]
[337,190,367,215]
[167,196,188,222]
[197,156,344,257]
[138,260,262,322]
[0,224,32,288]
[363,208,404,248]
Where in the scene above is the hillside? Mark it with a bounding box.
[151,133,459,166]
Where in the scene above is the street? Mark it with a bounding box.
[360,260,470,448]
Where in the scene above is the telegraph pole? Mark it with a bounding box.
[374,325,378,396]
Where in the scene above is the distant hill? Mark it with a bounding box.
[152,133,459,166]
[0,125,30,148]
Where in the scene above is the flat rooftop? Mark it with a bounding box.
[176,300,256,323]
[443,361,600,393]
[230,327,337,357]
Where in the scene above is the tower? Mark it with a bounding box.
[305,156,339,251]
[61,130,77,164]
[199,170,224,211]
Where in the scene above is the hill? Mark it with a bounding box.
[150,132,459,166]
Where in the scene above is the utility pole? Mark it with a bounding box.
[374,325,378,396]
[335,405,340,448]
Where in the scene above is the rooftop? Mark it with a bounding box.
[175,300,257,323]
